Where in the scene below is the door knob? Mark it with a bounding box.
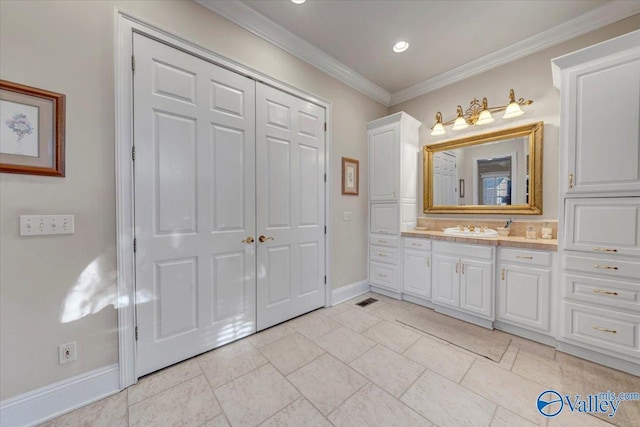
[259,235,274,243]
[242,236,254,244]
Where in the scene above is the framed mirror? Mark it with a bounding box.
[424,122,543,214]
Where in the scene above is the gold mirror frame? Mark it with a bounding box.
[424,121,543,215]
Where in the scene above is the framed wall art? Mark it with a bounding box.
[0,79,65,176]
[341,157,359,195]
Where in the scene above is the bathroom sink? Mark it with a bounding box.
[443,227,498,238]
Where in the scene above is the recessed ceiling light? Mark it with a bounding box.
[291,0,306,4]
[393,41,409,53]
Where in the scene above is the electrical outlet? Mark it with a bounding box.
[59,342,76,364]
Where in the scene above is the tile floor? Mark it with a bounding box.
[41,292,639,427]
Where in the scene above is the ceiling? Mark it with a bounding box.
[198,0,640,105]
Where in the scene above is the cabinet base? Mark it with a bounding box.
[434,305,493,330]
[556,341,640,377]
[493,321,556,347]
[370,285,402,300]
[401,293,435,309]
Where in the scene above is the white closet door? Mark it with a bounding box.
[255,83,326,330]
[133,34,256,376]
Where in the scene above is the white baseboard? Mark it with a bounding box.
[331,280,370,305]
[0,364,120,427]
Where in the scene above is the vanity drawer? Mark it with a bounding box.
[404,238,431,251]
[370,235,398,248]
[564,254,640,281]
[563,302,640,357]
[565,274,640,313]
[433,241,493,260]
[500,248,551,267]
[370,245,397,265]
[564,198,640,258]
[370,262,398,290]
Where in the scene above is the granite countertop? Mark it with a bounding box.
[401,230,558,251]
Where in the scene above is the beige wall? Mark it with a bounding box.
[390,13,640,221]
[0,0,386,399]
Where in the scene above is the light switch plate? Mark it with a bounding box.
[20,215,75,236]
[343,211,352,221]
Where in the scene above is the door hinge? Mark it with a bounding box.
[132,145,135,161]
[324,122,327,132]
[133,238,137,253]
[324,226,327,234]
[324,275,327,284]
[131,55,135,72]
[135,326,138,340]
[324,173,326,182]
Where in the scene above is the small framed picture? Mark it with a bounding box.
[341,157,359,195]
[1,79,65,176]
[459,179,465,198]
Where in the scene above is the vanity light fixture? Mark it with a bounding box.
[430,89,532,136]
[291,0,306,4]
[393,41,410,53]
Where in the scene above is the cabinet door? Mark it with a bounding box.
[432,254,459,308]
[403,249,431,298]
[565,198,640,258]
[459,259,493,318]
[567,55,640,194]
[369,124,398,201]
[498,264,551,332]
[370,203,398,235]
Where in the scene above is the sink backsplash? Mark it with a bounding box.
[416,218,558,239]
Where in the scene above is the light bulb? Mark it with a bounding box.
[503,101,524,119]
[476,109,494,125]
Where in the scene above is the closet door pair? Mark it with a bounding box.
[132,34,325,376]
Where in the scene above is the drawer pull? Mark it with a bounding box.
[426,258,430,267]
[569,173,573,188]
[516,255,534,260]
[378,253,387,257]
[501,268,505,281]
[592,325,617,334]
[593,289,618,296]
[411,243,421,247]
[456,262,459,273]
[379,240,387,244]
[378,274,387,278]
[593,264,618,270]
[592,247,618,253]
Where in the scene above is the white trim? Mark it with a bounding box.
[194,0,639,107]
[0,364,119,427]
[390,1,640,105]
[195,0,391,106]
[115,11,334,388]
[331,280,371,305]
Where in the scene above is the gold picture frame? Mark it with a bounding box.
[0,79,65,176]
[341,157,359,195]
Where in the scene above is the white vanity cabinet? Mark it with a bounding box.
[497,248,554,335]
[553,30,640,375]
[432,241,494,321]
[402,238,432,298]
[552,30,640,196]
[367,112,422,295]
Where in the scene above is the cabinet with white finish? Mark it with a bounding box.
[402,238,432,298]
[432,241,494,322]
[497,248,554,335]
[553,30,640,196]
[367,112,422,294]
[554,30,640,375]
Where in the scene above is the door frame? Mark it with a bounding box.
[115,11,333,389]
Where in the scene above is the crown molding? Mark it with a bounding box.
[390,0,640,105]
[196,0,391,106]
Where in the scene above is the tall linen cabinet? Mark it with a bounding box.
[552,29,640,375]
[367,112,422,295]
